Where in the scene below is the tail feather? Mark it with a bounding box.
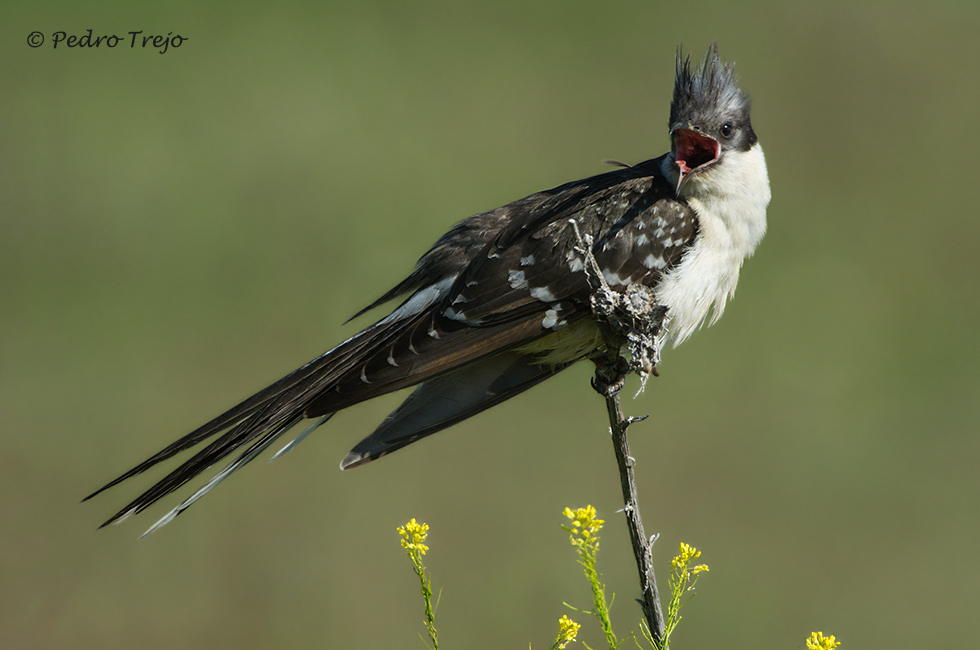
[340,351,570,469]
[83,317,403,508]
[269,414,334,462]
[83,327,377,503]
[82,393,268,503]
[137,413,308,538]
[98,397,303,528]
[88,310,449,529]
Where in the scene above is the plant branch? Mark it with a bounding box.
[605,392,664,644]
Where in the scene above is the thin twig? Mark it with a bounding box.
[605,392,664,644]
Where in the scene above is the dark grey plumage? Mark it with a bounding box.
[86,44,767,535]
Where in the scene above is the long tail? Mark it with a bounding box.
[82,320,395,529]
[135,414,333,538]
[136,348,569,536]
[85,303,557,532]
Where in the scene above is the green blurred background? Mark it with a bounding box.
[3,1,979,648]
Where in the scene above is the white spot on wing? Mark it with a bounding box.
[520,255,536,266]
[643,253,666,269]
[360,366,372,384]
[635,234,649,246]
[387,348,399,367]
[542,309,559,329]
[529,286,558,302]
[444,306,468,322]
[508,269,528,290]
[601,269,629,286]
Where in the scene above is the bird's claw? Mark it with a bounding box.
[591,356,630,397]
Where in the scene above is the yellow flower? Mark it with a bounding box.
[560,506,616,648]
[661,540,710,645]
[552,615,581,649]
[672,542,701,568]
[397,518,430,555]
[562,505,604,539]
[806,631,841,650]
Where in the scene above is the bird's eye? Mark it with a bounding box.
[720,123,735,139]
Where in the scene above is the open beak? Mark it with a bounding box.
[671,127,720,193]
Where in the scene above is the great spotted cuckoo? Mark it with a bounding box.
[86,44,771,536]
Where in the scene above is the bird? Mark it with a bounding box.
[85,44,771,536]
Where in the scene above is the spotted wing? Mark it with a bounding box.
[430,161,698,335]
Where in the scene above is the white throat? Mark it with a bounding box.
[656,143,771,346]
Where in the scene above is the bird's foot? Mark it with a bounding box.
[591,356,630,397]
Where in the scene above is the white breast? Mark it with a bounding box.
[656,143,771,346]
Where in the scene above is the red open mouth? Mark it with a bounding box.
[673,128,720,184]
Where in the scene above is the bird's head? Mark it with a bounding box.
[668,44,758,195]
